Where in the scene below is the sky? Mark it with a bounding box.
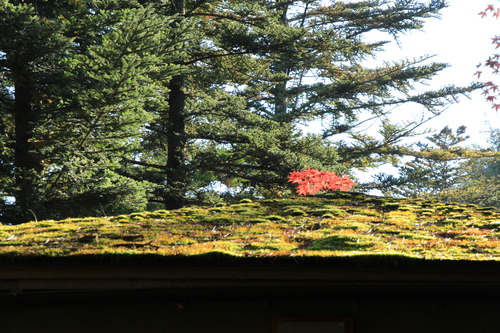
[347,0,500,184]
[375,0,500,146]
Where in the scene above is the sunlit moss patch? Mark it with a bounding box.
[2,193,500,261]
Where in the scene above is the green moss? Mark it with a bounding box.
[201,215,238,224]
[381,203,402,211]
[324,192,366,200]
[110,215,132,222]
[283,208,306,216]
[247,218,269,224]
[417,209,435,216]
[345,208,379,217]
[477,207,499,212]
[265,215,287,222]
[465,204,479,209]
[309,234,378,251]
[243,244,280,251]
[311,207,347,217]
[175,208,209,218]
[145,210,171,219]
[398,232,436,240]
[485,221,500,229]
[2,193,500,261]
[330,222,368,231]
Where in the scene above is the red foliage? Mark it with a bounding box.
[478,5,500,111]
[288,169,356,196]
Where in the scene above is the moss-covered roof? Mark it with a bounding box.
[2,192,500,263]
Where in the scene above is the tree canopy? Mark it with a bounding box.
[0,0,479,223]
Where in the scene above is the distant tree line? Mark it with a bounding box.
[372,127,500,208]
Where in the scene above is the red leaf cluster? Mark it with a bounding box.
[288,169,356,196]
[478,5,500,111]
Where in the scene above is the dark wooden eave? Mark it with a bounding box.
[0,256,500,303]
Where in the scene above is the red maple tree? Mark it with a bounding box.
[477,4,500,111]
[288,169,356,196]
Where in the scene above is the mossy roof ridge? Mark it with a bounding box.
[2,192,500,262]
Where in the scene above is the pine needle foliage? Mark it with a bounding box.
[0,0,193,223]
[0,0,481,221]
[133,0,478,205]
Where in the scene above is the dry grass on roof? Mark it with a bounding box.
[1,192,500,261]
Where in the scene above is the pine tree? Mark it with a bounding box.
[371,126,495,199]
[0,1,191,223]
[198,0,477,197]
[423,130,500,207]
[129,0,480,207]
[0,0,74,222]
[240,0,476,164]
[0,0,483,220]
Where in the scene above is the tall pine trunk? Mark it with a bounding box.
[164,74,187,210]
[13,69,39,223]
[272,1,291,121]
[164,0,187,210]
